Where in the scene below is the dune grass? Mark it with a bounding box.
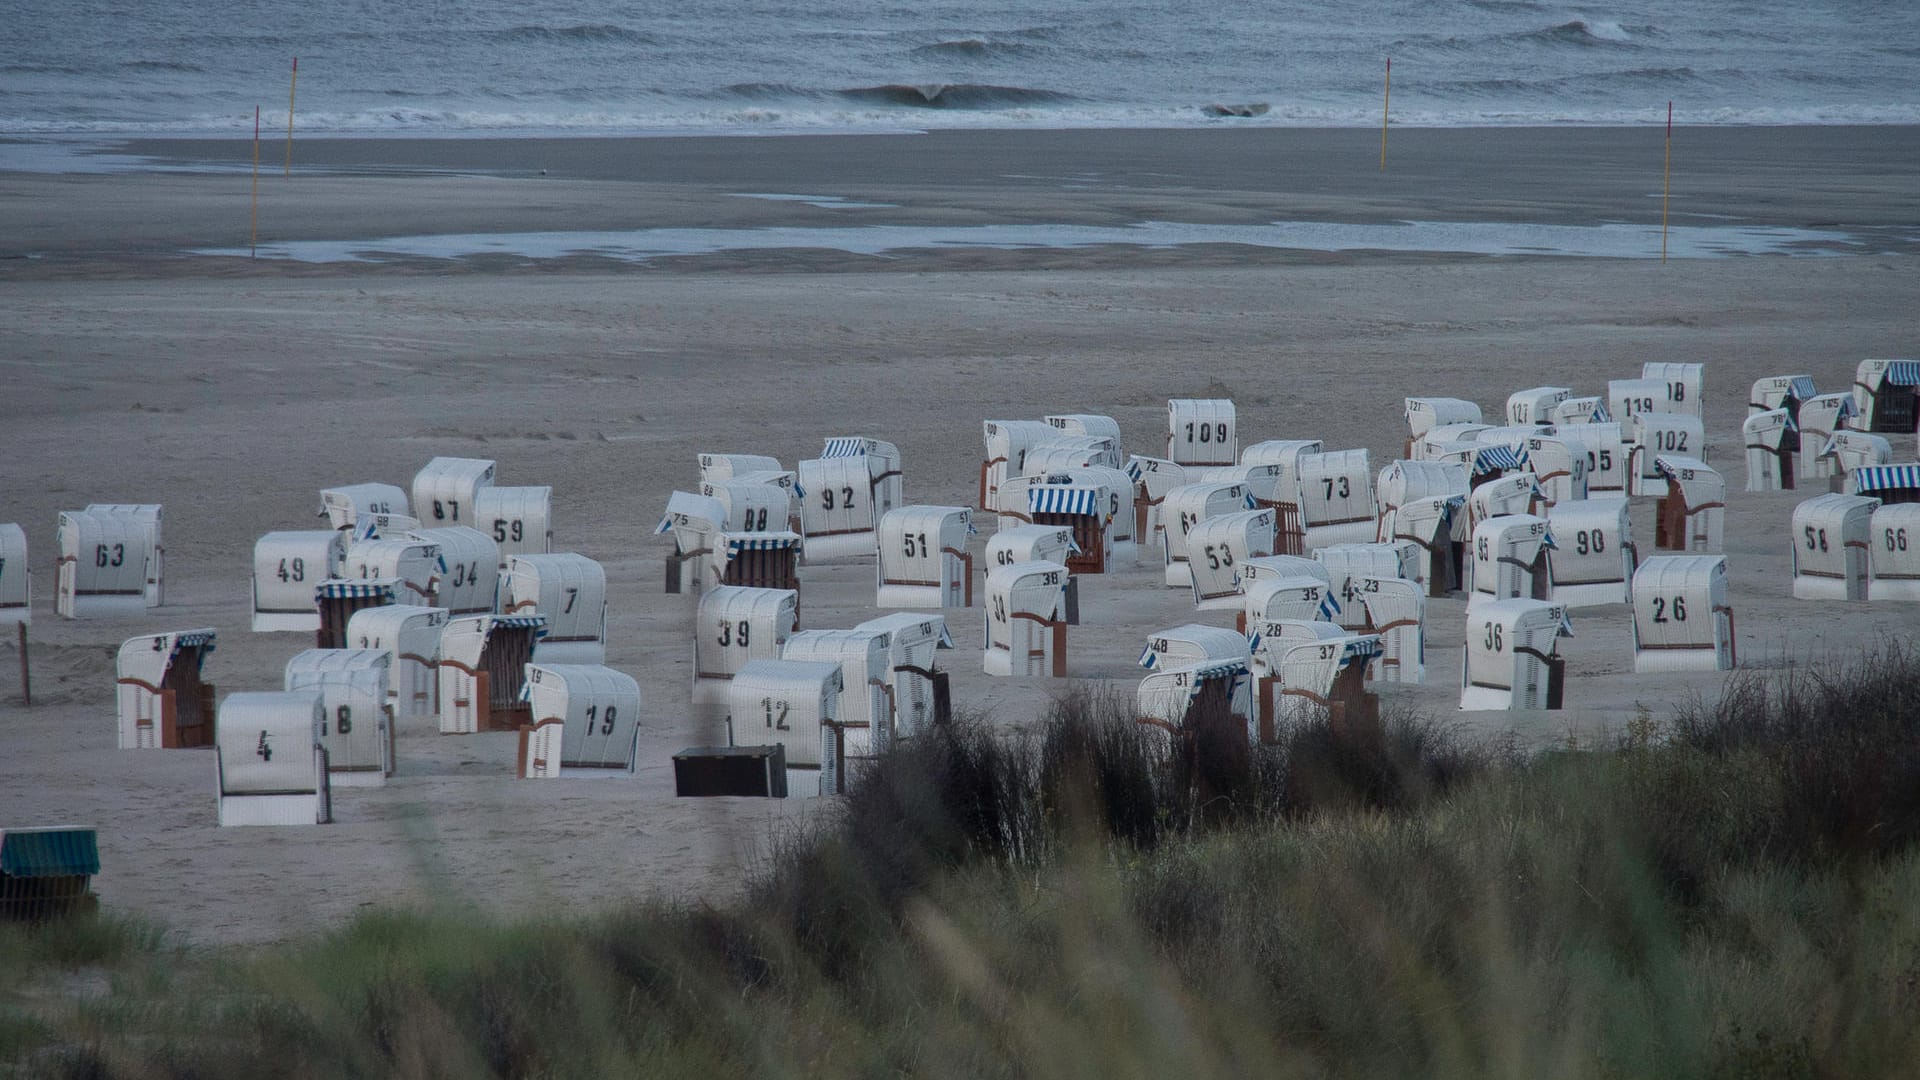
[9,648,1920,1078]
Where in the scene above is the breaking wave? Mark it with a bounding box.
[836,83,1076,109]
[1521,19,1644,46]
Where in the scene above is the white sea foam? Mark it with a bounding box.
[192,219,1891,264]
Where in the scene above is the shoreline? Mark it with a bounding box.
[3,125,1917,275]
[8,114,1920,149]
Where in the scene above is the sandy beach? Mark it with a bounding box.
[1,125,1917,946]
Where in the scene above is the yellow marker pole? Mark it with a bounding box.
[285,57,297,176]
[251,105,260,258]
[1381,57,1391,171]
[1661,100,1672,263]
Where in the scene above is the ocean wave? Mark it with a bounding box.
[1520,19,1643,47]
[120,60,207,73]
[1410,18,1653,55]
[1601,66,1700,83]
[1779,69,1865,87]
[483,24,655,45]
[910,38,1044,60]
[1,63,87,75]
[715,82,813,100]
[1430,66,1705,99]
[1200,102,1269,118]
[1436,77,1535,98]
[836,83,1076,109]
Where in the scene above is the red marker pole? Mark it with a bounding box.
[1662,101,1672,263]
[251,105,261,258]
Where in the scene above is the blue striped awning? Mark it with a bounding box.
[823,437,869,458]
[1333,637,1384,665]
[315,579,396,600]
[491,614,549,632]
[1137,641,1160,669]
[1851,464,1920,493]
[1881,362,1920,388]
[1028,487,1101,515]
[0,828,100,878]
[169,629,217,650]
[1473,445,1528,473]
[727,533,802,552]
[1125,458,1144,482]
[1786,376,1818,399]
[1187,657,1250,682]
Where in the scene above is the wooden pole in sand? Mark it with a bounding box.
[1380,58,1391,171]
[251,105,260,258]
[285,57,297,176]
[1661,100,1672,263]
[16,624,28,707]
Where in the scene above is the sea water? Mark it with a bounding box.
[4,0,1918,135]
